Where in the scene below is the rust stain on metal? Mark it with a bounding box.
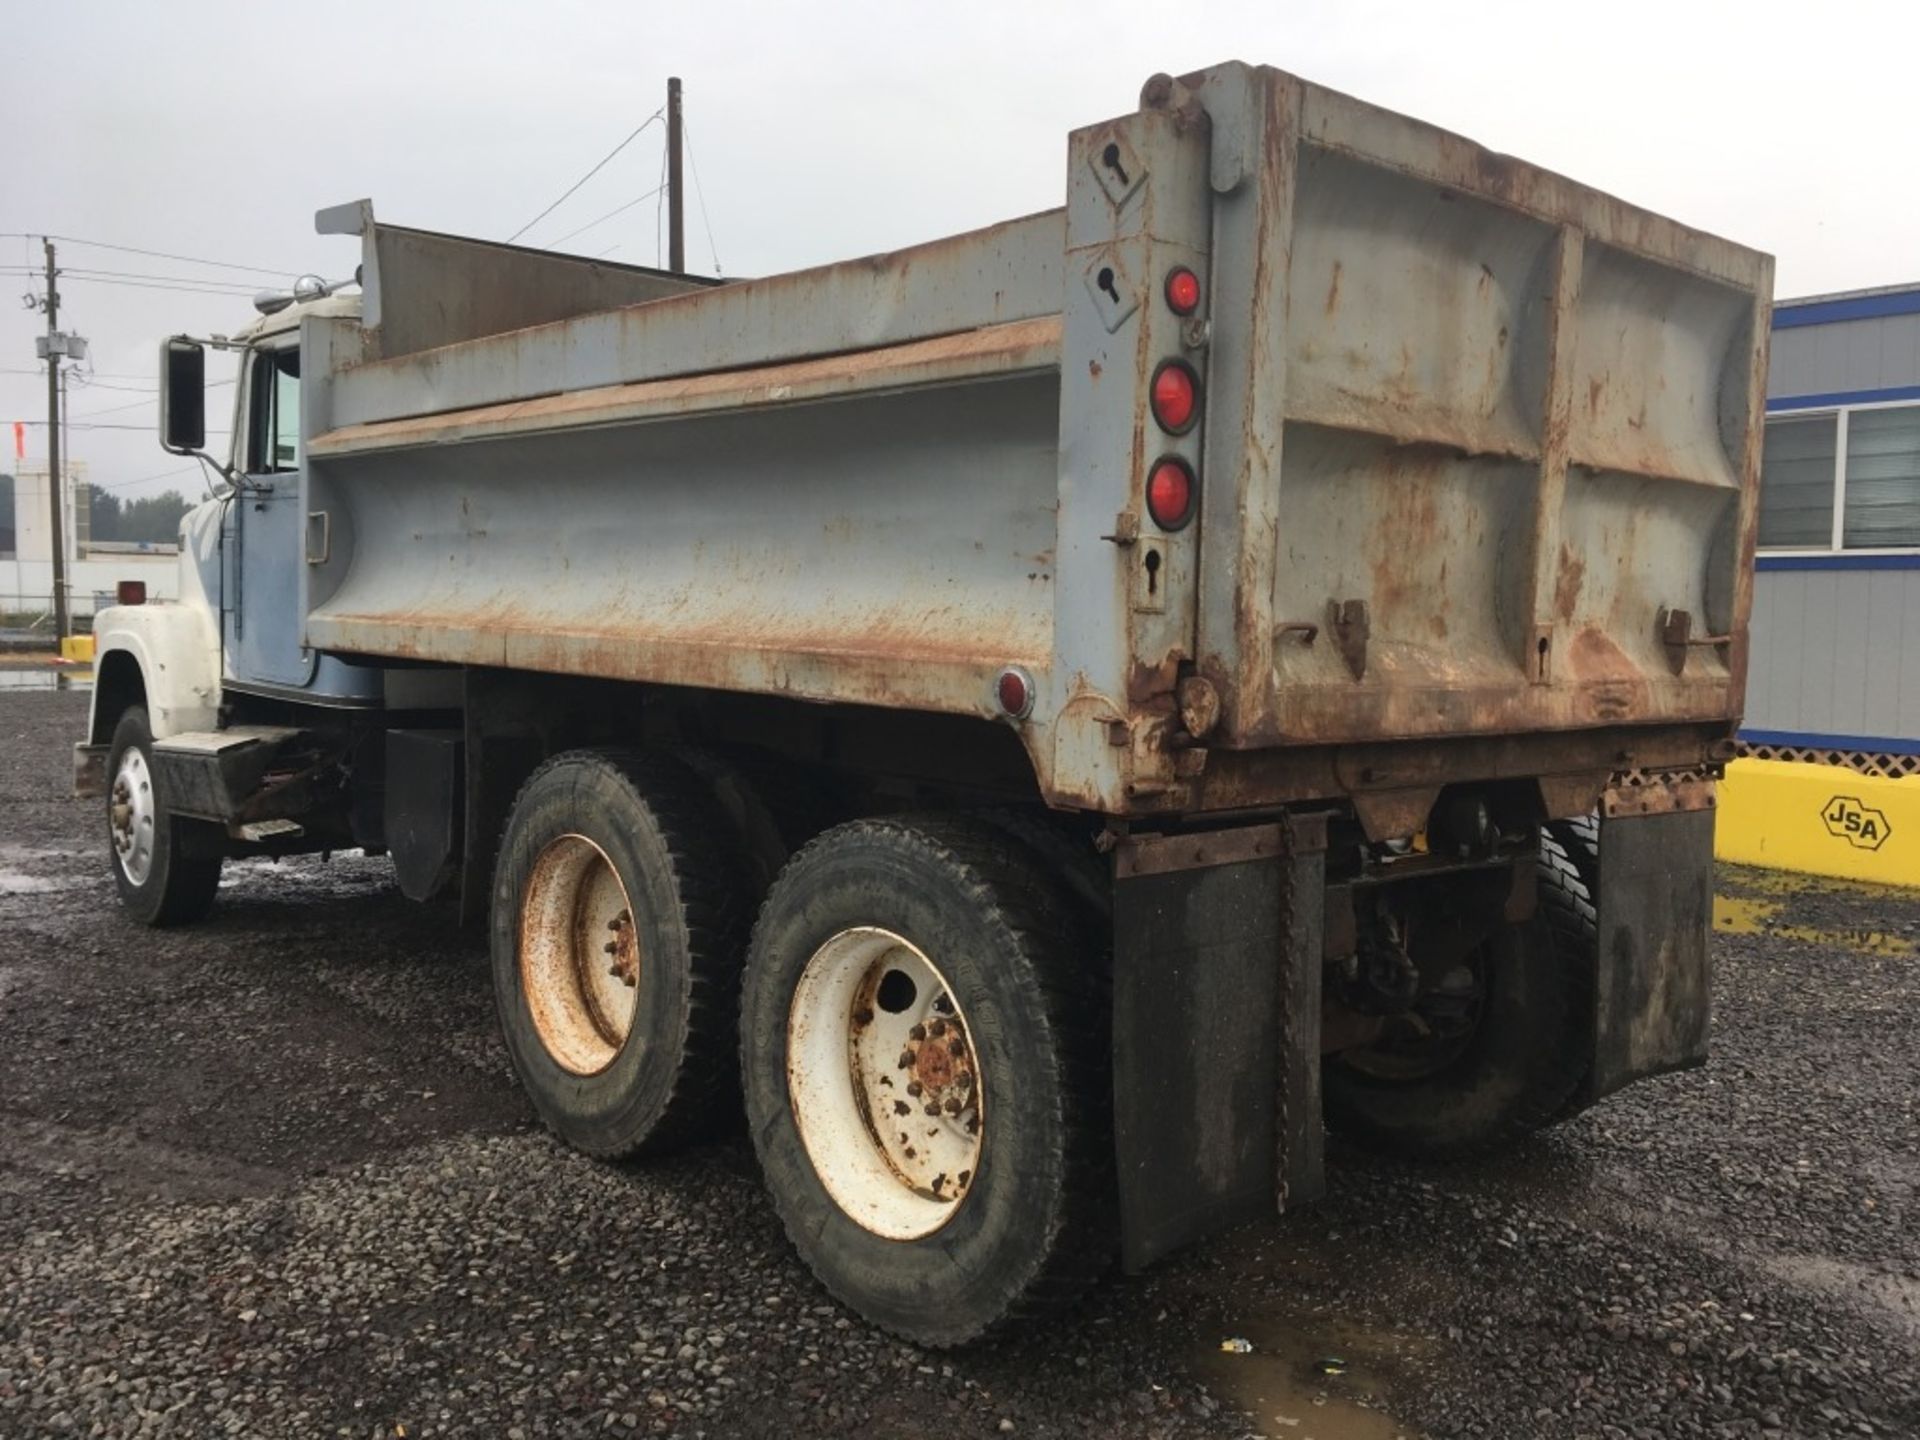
[1553,543,1586,617]
[1603,771,1717,818]
[1126,651,1184,707]
[1197,722,1732,817]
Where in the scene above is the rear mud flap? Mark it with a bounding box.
[1111,817,1326,1272]
[1589,808,1714,1101]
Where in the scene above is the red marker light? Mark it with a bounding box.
[1150,361,1199,434]
[1146,459,1196,531]
[995,666,1034,719]
[1164,266,1201,315]
[115,580,147,606]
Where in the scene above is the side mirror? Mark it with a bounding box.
[159,337,206,455]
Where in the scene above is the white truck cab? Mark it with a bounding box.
[76,292,369,782]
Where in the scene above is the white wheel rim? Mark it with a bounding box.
[109,747,157,886]
[519,834,641,1076]
[786,927,985,1240]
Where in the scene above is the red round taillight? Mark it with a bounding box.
[995,666,1034,720]
[1146,458,1196,531]
[1150,360,1199,434]
[1164,266,1201,315]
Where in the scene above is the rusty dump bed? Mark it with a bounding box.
[296,62,1772,821]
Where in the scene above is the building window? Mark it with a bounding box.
[1759,401,1920,552]
[1842,406,1920,548]
[1759,413,1838,548]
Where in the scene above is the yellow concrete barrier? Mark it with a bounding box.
[1716,758,1918,888]
[58,634,95,664]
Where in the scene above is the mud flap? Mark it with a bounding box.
[1588,808,1714,1101]
[1111,817,1326,1272]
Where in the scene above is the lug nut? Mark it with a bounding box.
[897,1051,913,1069]
[948,1039,965,1057]
[906,1081,923,1097]
[929,1019,946,1038]
[944,1097,963,1115]
[924,1103,941,1117]
[908,1024,927,1041]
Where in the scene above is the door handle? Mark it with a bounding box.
[306,510,331,566]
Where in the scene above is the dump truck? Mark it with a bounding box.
[75,62,1771,1345]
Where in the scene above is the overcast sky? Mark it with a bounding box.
[4,0,1915,499]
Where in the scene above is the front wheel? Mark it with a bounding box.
[740,816,1113,1347]
[106,706,222,926]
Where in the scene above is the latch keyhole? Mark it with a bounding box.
[1101,142,1130,186]
[1097,266,1120,303]
[1144,547,1162,596]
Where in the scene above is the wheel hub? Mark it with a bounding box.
[519,834,642,1076]
[108,748,156,886]
[787,928,984,1240]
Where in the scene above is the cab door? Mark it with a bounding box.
[223,342,316,689]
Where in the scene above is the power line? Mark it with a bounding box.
[0,232,296,277]
[683,119,723,275]
[540,185,667,250]
[68,377,236,400]
[26,264,261,292]
[70,395,161,419]
[1,367,152,380]
[656,136,670,268]
[507,108,665,244]
[0,270,264,298]
[13,419,230,433]
[89,463,205,493]
[68,379,157,395]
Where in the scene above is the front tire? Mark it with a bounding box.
[741,816,1113,1346]
[106,706,222,927]
[490,748,749,1159]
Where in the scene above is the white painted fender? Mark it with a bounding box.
[87,600,223,742]
[86,498,226,746]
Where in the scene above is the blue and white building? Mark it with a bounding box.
[1749,285,1920,778]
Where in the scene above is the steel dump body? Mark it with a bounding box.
[297,63,1771,820]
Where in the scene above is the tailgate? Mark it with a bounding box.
[1188,66,1773,749]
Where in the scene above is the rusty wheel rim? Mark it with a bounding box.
[109,747,156,887]
[786,927,985,1240]
[519,834,641,1076]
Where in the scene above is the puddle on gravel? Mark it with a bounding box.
[1192,1314,1424,1439]
[0,873,69,894]
[0,665,91,690]
[1713,893,1914,956]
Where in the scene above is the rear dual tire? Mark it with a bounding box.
[740,817,1114,1347]
[1322,829,1598,1159]
[490,749,749,1158]
[491,754,1116,1343]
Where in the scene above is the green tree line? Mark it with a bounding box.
[0,474,192,548]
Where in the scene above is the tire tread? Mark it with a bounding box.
[746,813,1115,1345]
[496,747,750,1159]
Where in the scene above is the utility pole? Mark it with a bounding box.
[42,239,69,641]
[667,76,685,274]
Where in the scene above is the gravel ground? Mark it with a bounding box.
[2,685,1916,1439]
